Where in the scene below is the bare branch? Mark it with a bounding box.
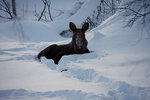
[1,0,13,19]
[116,0,150,27]
[0,15,12,19]
[45,0,53,21]
[38,0,46,21]
[117,7,144,16]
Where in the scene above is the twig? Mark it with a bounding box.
[1,0,13,19]
[38,0,46,21]
[45,0,53,21]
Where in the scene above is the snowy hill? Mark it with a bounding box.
[0,0,150,100]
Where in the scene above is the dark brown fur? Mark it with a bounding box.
[37,22,90,64]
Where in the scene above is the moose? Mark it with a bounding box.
[37,22,90,64]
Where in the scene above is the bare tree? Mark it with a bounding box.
[0,0,13,19]
[117,0,150,27]
[38,0,53,21]
[0,0,17,19]
[45,0,53,21]
[38,0,46,21]
[85,0,121,29]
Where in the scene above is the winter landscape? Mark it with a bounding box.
[0,0,150,100]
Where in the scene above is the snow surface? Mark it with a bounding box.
[0,0,150,100]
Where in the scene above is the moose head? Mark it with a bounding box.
[69,22,89,53]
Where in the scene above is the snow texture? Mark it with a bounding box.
[0,0,150,100]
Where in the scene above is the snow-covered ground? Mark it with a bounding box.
[0,0,150,100]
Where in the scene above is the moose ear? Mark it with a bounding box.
[69,22,77,31]
[82,22,89,31]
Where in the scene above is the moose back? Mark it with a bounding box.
[37,22,90,64]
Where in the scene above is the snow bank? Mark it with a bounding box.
[0,0,150,100]
[0,89,102,100]
[0,20,66,42]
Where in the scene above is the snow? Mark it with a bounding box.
[0,0,150,100]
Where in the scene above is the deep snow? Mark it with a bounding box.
[0,0,150,100]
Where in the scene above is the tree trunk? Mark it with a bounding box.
[12,0,17,16]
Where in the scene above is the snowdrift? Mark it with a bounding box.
[0,0,150,100]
